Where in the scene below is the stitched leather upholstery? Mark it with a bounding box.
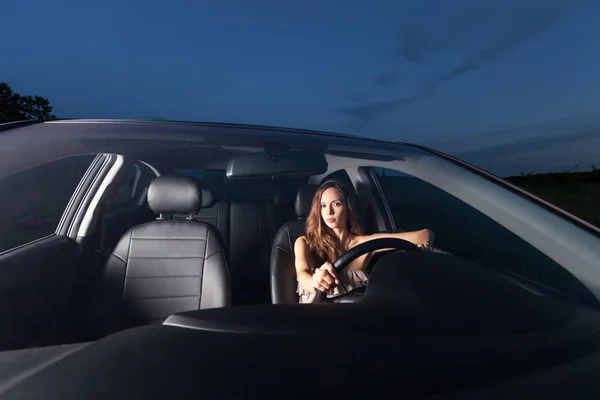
[294,185,318,218]
[91,175,230,337]
[147,175,202,215]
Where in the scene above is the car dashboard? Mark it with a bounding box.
[1,252,600,399]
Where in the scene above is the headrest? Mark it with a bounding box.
[295,185,318,218]
[201,188,215,208]
[148,175,202,215]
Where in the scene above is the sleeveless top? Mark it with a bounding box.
[297,267,369,304]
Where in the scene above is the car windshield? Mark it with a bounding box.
[1,122,597,295]
[0,120,599,358]
[2,2,600,360]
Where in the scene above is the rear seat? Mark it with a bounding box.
[190,190,230,249]
[172,189,230,247]
[228,201,275,305]
[173,182,299,306]
[173,187,277,305]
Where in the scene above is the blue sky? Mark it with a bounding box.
[2,0,599,176]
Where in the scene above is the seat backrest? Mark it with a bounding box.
[191,202,231,248]
[270,185,318,304]
[274,186,297,229]
[91,175,231,337]
[174,188,231,249]
[228,201,276,305]
[177,181,279,306]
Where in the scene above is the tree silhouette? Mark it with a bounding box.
[0,82,56,123]
[592,164,598,171]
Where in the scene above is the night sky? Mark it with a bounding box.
[2,0,599,176]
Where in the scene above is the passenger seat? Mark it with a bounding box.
[89,175,231,338]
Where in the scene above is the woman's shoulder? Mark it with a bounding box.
[294,236,309,251]
[295,235,308,245]
[350,234,372,246]
[294,236,315,261]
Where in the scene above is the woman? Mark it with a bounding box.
[294,179,435,303]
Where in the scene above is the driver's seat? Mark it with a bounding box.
[270,185,318,304]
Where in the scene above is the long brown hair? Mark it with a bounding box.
[305,179,364,264]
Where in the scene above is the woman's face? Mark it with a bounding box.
[320,187,347,230]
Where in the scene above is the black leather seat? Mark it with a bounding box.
[270,185,318,304]
[174,188,231,249]
[192,194,231,249]
[91,175,231,337]
[228,200,276,305]
[180,182,278,306]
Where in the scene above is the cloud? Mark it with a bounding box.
[373,71,400,88]
[392,28,435,65]
[340,0,577,122]
[464,134,600,177]
[444,113,600,176]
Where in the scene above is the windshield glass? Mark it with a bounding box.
[1,121,600,355]
[0,123,593,296]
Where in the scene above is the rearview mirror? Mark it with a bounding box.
[226,150,328,179]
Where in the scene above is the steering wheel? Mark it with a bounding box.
[314,238,419,303]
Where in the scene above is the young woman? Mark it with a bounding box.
[294,179,435,303]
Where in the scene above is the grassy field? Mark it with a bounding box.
[505,170,600,228]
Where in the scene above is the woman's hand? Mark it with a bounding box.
[312,262,339,292]
[416,229,435,251]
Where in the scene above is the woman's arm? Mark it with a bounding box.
[294,237,338,293]
[359,229,435,252]
[295,237,319,293]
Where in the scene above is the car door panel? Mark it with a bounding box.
[0,154,112,351]
[64,159,159,341]
[0,235,79,351]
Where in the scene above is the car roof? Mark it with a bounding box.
[0,118,427,177]
[0,118,410,147]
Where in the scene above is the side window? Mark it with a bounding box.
[109,162,157,214]
[0,154,96,253]
[372,167,579,294]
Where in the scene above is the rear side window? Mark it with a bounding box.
[0,154,96,253]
